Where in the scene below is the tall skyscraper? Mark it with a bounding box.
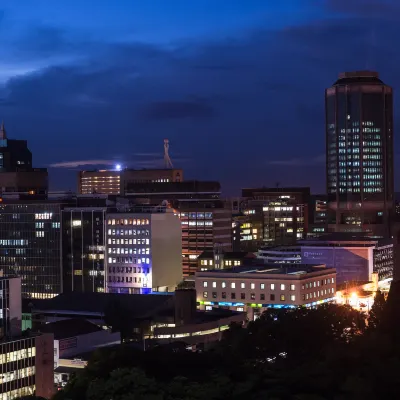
[325,71,394,234]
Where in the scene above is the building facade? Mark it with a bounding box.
[0,333,54,400]
[0,199,65,299]
[78,170,121,195]
[325,71,394,234]
[105,208,182,293]
[299,233,393,284]
[180,205,232,277]
[62,205,106,294]
[196,265,336,318]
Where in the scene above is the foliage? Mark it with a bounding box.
[54,297,400,400]
[367,290,386,330]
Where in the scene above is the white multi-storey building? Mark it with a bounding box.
[105,208,182,294]
[196,264,336,319]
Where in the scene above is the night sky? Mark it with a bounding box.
[0,0,399,195]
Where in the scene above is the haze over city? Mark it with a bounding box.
[0,0,399,193]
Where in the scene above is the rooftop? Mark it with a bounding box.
[29,292,173,318]
[37,318,103,340]
[198,263,331,276]
[333,71,385,86]
[197,251,256,260]
[298,232,391,246]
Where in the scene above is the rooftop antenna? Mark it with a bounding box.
[164,139,174,169]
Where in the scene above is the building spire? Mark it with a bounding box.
[0,121,6,140]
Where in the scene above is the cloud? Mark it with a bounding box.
[268,154,325,167]
[140,101,215,120]
[50,159,117,168]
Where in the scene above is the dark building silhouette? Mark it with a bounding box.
[0,123,48,194]
[62,197,107,294]
[325,71,394,235]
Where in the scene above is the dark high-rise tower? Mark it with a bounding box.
[325,71,394,235]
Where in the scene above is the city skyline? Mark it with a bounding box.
[1,1,400,194]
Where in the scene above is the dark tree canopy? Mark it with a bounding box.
[53,296,400,400]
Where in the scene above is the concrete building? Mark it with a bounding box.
[106,207,182,293]
[197,251,256,271]
[299,233,393,284]
[325,71,394,235]
[196,265,336,319]
[0,275,54,399]
[0,194,72,299]
[78,168,184,195]
[179,204,232,277]
[257,246,301,264]
[237,187,311,251]
[78,169,121,195]
[62,197,108,294]
[38,318,120,369]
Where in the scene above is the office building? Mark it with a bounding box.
[197,251,256,271]
[196,264,336,319]
[309,194,328,237]
[105,207,182,293]
[238,197,307,251]
[78,170,121,195]
[123,180,218,204]
[0,123,48,195]
[180,204,232,277]
[257,246,301,264]
[0,277,22,339]
[78,168,184,195]
[0,275,54,399]
[62,197,107,294]
[236,187,311,251]
[0,333,54,399]
[299,233,393,284]
[0,195,68,299]
[326,71,394,234]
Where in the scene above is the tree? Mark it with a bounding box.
[86,368,163,400]
[368,290,386,330]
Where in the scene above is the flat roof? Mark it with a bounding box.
[199,263,333,276]
[37,318,102,340]
[30,292,173,318]
[298,232,392,246]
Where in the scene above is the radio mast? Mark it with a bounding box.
[164,139,174,169]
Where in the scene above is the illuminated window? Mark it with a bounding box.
[280,284,285,290]
[72,220,82,227]
[290,295,296,301]
[203,281,208,288]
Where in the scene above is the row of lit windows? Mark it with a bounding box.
[203,278,334,290]
[204,291,296,302]
[108,276,148,284]
[108,238,149,245]
[203,281,296,290]
[108,247,150,255]
[0,347,36,364]
[200,260,213,266]
[0,240,28,246]
[181,221,213,226]
[107,219,149,226]
[108,257,150,264]
[35,213,53,220]
[108,266,149,274]
[180,212,213,219]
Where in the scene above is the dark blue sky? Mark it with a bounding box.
[0,0,399,194]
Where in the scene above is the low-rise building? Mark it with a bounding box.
[197,251,256,271]
[299,233,393,284]
[196,264,336,319]
[257,246,301,264]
